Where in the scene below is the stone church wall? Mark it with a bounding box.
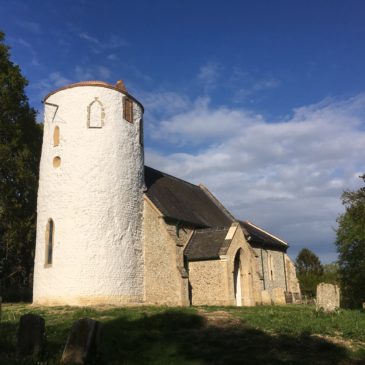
[142,199,187,305]
[188,259,229,306]
[188,225,263,306]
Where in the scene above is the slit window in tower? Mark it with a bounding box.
[139,119,144,145]
[45,219,54,266]
[124,97,133,123]
[53,126,60,146]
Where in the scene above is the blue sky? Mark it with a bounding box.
[2,0,365,262]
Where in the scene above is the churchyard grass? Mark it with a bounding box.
[0,303,364,364]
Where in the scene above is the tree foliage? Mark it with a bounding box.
[0,31,42,299]
[295,248,323,297]
[322,263,340,285]
[336,175,365,308]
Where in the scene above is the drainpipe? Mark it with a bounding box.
[260,248,266,290]
[282,252,288,292]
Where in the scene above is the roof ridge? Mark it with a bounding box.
[145,165,201,189]
[194,226,230,233]
[199,184,236,222]
[243,220,288,246]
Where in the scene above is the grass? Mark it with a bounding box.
[0,303,364,364]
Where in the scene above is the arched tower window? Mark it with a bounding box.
[123,97,133,123]
[45,219,54,266]
[87,98,105,128]
[53,126,60,146]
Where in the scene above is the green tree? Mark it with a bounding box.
[295,248,323,298]
[322,262,339,285]
[336,175,365,308]
[0,31,42,300]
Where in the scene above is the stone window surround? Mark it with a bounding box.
[87,97,105,128]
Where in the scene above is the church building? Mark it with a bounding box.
[33,80,300,307]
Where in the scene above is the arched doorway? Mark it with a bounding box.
[233,249,242,306]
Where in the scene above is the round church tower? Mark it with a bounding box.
[33,80,145,305]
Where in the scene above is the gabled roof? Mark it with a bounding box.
[144,166,234,227]
[240,221,288,252]
[184,227,230,261]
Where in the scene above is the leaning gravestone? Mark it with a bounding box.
[17,313,45,357]
[316,283,340,312]
[61,318,102,365]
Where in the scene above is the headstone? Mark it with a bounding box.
[261,290,272,305]
[293,292,302,304]
[17,313,45,357]
[316,283,340,312]
[284,291,293,304]
[362,302,365,310]
[272,288,286,305]
[61,318,102,365]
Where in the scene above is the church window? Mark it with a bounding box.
[124,97,133,123]
[87,98,105,128]
[45,219,54,266]
[53,126,60,146]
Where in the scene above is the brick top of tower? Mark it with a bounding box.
[43,80,143,111]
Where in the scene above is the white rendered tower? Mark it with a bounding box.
[33,81,145,305]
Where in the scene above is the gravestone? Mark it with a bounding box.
[61,318,102,365]
[285,291,293,304]
[17,313,45,357]
[293,292,302,304]
[272,288,286,305]
[261,290,272,305]
[316,283,340,312]
[362,302,365,310]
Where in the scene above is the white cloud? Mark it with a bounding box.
[98,66,111,79]
[145,93,365,262]
[75,65,112,81]
[197,62,221,92]
[141,91,191,117]
[234,77,280,101]
[16,20,41,34]
[225,68,280,102]
[78,32,128,53]
[107,53,117,61]
[12,37,40,66]
[31,72,72,94]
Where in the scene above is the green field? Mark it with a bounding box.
[0,304,364,364]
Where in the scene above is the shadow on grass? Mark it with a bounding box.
[1,310,364,364]
[101,311,363,365]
